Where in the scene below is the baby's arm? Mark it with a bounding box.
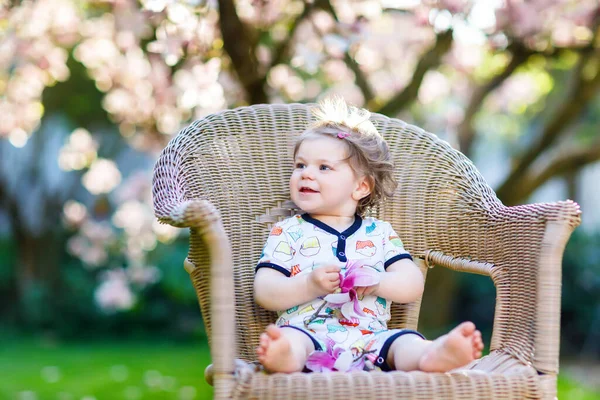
[254,265,341,311]
[374,258,424,303]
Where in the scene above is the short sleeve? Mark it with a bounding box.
[382,222,412,270]
[255,223,294,277]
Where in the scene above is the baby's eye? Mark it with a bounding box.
[319,165,331,171]
[295,163,306,169]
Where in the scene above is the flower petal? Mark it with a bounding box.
[345,260,362,273]
[332,346,344,359]
[333,350,354,372]
[305,351,337,372]
[349,357,365,372]
[340,274,356,291]
[353,297,364,315]
[324,292,351,304]
[341,300,364,319]
[324,338,337,356]
[349,267,380,287]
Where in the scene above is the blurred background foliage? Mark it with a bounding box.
[1,0,599,398]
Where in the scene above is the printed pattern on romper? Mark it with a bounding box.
[257,214,412,359]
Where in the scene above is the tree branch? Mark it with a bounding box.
[496,12,600,202]
[218,0,329,104]
[456,44,576,158]
[496,55,600,202]
[343,50,375,104]
[217,0,267,104]
[501,142,600,205]
[457,42,531,157]
[269,0,324,69]
[375,29,454,116]
[319,1,375,103]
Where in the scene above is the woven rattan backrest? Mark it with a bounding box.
[168,103,502,361]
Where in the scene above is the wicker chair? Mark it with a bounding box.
[152,103,581,400]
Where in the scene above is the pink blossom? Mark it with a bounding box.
[305,338,365,373]
[94,269,135,312]
[440,0,469,14]
[323,260,380,318]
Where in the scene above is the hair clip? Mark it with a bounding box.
[337,132,350,139]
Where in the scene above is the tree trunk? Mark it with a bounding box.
[11,211,63,328]
[565,170,578,201]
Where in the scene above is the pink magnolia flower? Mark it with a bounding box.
[323,260,380,318]
[305,338,365,372]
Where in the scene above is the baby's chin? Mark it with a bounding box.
[290,196,314,210]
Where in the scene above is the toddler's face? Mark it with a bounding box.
[290,136,363,217]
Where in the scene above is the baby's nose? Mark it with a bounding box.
[301,166,315,179]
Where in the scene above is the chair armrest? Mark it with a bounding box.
[154,197,237,399]
[491,200,581,232]
[155,197,222,230]
[425,200,581,375]
[488,200,580,375]
[153,143,237,398]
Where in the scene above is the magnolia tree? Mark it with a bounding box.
[0,0,599,316]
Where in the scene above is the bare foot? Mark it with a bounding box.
[256,325,304,373]
[418,322,484,372]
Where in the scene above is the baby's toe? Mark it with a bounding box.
[459,322,476,336]
[259,333,269,345]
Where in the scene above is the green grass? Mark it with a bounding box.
[557,375,599,400]
[1,338,598,400]
[0,339,213,400]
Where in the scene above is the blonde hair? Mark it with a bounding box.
[293,96,397,215]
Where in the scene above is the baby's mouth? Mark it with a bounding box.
[300,187,319,193]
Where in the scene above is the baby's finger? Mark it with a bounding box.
[323,264,341,273]
[327,272,340,281]
[327,276,340,285]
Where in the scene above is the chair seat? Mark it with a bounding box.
[204,351,543,399]
[233,367,541,399]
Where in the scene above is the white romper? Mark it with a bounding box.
[256,213,424,371]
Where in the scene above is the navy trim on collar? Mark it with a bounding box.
[300,213,362,263]
[300,213,362,238]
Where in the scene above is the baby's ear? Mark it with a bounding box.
[353,175,373,201]
[366,176,375,193]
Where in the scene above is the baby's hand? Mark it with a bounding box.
[355,284,379,299]
[307,265,341,297]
